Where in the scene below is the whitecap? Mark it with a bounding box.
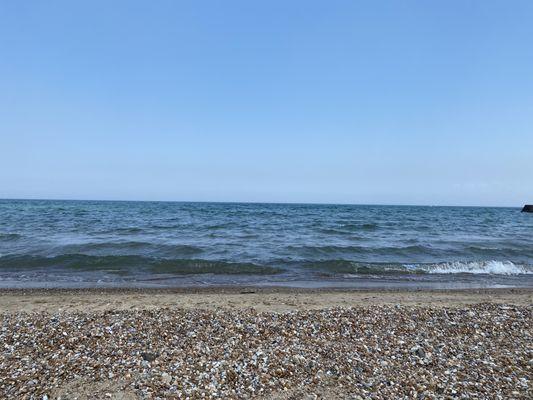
[419,260,532,275]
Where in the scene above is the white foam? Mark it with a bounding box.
[421,261,532,275]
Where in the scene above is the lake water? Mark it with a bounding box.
[0,200,531,288]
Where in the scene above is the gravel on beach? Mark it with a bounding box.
[1,304,531,399]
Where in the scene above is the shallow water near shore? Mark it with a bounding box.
[0,199,532,288]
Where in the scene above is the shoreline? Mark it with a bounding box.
[1,287,531,313]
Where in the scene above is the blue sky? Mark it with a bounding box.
[1,1,532,206]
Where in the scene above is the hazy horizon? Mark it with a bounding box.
[1,1,532,207]
[0,197,527,209]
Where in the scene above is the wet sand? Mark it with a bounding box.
[1,287,531,313]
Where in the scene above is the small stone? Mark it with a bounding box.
[411,345,426,358]
[141,352,158,362]
[161,373,172,385]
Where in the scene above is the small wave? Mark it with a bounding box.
[288,244,433,257]
[205,223,236,230]
[339,223,378,231]
[418,261,532,275]
[0,233,22,241]
[58,242,203,257]
[0,254,282,275]
[149,259,281,275]
[301,260,411,275]
[316,228,364,237]
[147,224,181,230]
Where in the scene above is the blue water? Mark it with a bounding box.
[0,199,532,288]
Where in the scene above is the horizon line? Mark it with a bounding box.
[0,197,524,209]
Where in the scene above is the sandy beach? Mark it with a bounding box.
[1,287,532,313]
[0,288,531,399]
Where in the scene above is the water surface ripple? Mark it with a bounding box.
[0,200,531,288]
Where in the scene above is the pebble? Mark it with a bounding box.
[140,351,157,362]
[0,304,530,399]
[410,345,426,358]
[161,372,172,385]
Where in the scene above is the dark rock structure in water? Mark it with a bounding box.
[521,205,533,213]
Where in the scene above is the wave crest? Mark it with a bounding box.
[418,261,532,275]
[0,233,22,241]
[303,260,532,275]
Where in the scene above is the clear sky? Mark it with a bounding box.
[1,1,532,206]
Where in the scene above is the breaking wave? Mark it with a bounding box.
[416,260,532,275]
[303,260,532,275]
